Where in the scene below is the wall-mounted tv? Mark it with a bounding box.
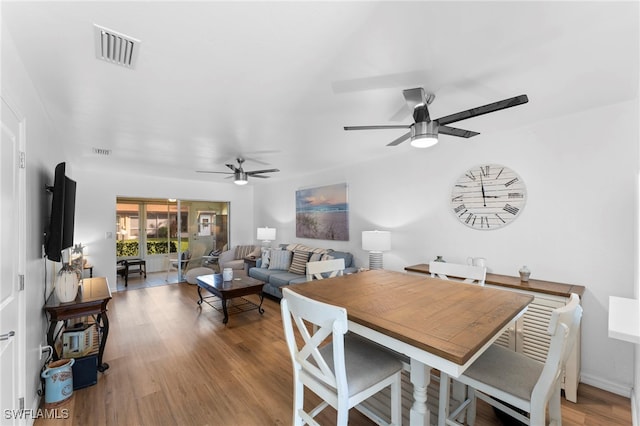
[45,162,76,262]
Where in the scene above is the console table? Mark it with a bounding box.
[44,277,112,372]
[405,263,585,402]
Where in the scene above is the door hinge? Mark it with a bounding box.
[19,151,26,169]
[19,274,24,291]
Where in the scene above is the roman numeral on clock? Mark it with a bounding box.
[454,204,466,214]
[503,204,519,215]
[505,177,519,187]
[480,165,490,177]
[452,195,463,202]
[465,171,476,181]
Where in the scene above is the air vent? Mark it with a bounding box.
[92,147,112,156]
[94,24,140,69]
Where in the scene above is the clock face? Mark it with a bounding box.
[450,164,527,230]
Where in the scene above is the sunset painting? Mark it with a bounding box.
[295,183,349,241]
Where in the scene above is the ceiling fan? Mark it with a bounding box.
[197,158,279,185]
[344,88,528,148]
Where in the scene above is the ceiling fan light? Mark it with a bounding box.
[234,171,248,185]
[411,121,438,148]
[410,135,438,148]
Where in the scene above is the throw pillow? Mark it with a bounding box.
[260,248,270,269]
[234,245,255,260]
[260,247,281,269]
[309,252,323,262]
[288,250,310,275]
[268,249,292,270]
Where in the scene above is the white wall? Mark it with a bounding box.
[254,100,639,395]
[2,23,67,413]
[70,167,255,293]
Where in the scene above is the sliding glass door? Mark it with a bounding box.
[116,198,229,278]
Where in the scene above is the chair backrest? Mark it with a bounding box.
[281,287,349,395]
[532,293,582,403]
[429,261,487,285]
[306,258,346,281]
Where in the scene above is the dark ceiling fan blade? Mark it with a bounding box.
[386,131,411,146]
[196,170,233,174]
[246,168,280,175]
[436,94,529,126]
[439,126,480,138]
[344,125,411,131]
[250,174,271,179]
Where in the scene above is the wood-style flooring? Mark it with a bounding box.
[36,282,632,425]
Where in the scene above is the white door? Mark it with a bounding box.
[1,95,25,424]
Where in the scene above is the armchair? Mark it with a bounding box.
[218,245,261,271]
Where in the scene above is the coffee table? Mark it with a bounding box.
[196,272,265,324]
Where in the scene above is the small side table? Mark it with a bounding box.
[244,256,257,272]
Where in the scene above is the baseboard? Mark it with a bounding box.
[580,372,633,397]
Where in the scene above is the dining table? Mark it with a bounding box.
[289,269,534,426]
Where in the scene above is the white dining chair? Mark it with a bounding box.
[281,287,403,426]
[428,261,487,424]
[429,261,487,285]
[306,258,346,281]
[442,293,582,426]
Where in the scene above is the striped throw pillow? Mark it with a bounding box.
[235,245,255,260]
[268,249,292,270]
[288,250,310,275]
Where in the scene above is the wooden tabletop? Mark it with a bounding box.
[44,277,112,320]
[290,269,533,366]
[405,263,585,297]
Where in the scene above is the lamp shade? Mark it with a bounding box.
[257,227,276,242]
[362,230,391,252]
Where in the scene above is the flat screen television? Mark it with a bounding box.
[45,162,76,262]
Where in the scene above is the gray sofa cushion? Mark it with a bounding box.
[249,267,285,282]
[269,272,307,287]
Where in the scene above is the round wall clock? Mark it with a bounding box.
[450,164,527,230]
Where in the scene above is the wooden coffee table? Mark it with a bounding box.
[196,272,265,324]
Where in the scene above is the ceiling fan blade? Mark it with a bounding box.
[436,94,529,126]
[196,171,233,174]
[344,125,411,131]
[250,174,270,179]
[246,168,280,175]
[386,131,412,146]
[402,87,426,109]
[439,126,480,138]
[225,163,237,172]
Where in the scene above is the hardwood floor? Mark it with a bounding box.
[36,282,632,425]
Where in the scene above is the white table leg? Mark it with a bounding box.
[410,358,431,426]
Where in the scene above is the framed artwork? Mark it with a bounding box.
[296,183,349,241]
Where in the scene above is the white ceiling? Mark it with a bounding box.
[3,1,638,184]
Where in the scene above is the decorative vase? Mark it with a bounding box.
[223,268,233,282]
[519,265,531,282]
[55,249,80,303]
[434,256,446,263]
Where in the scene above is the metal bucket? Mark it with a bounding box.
[41,358,75,406]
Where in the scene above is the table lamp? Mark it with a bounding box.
[256,227,276,247]
[362,230,391,270]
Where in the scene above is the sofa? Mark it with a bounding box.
[248,243,357,299]
[218,245,261,271]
